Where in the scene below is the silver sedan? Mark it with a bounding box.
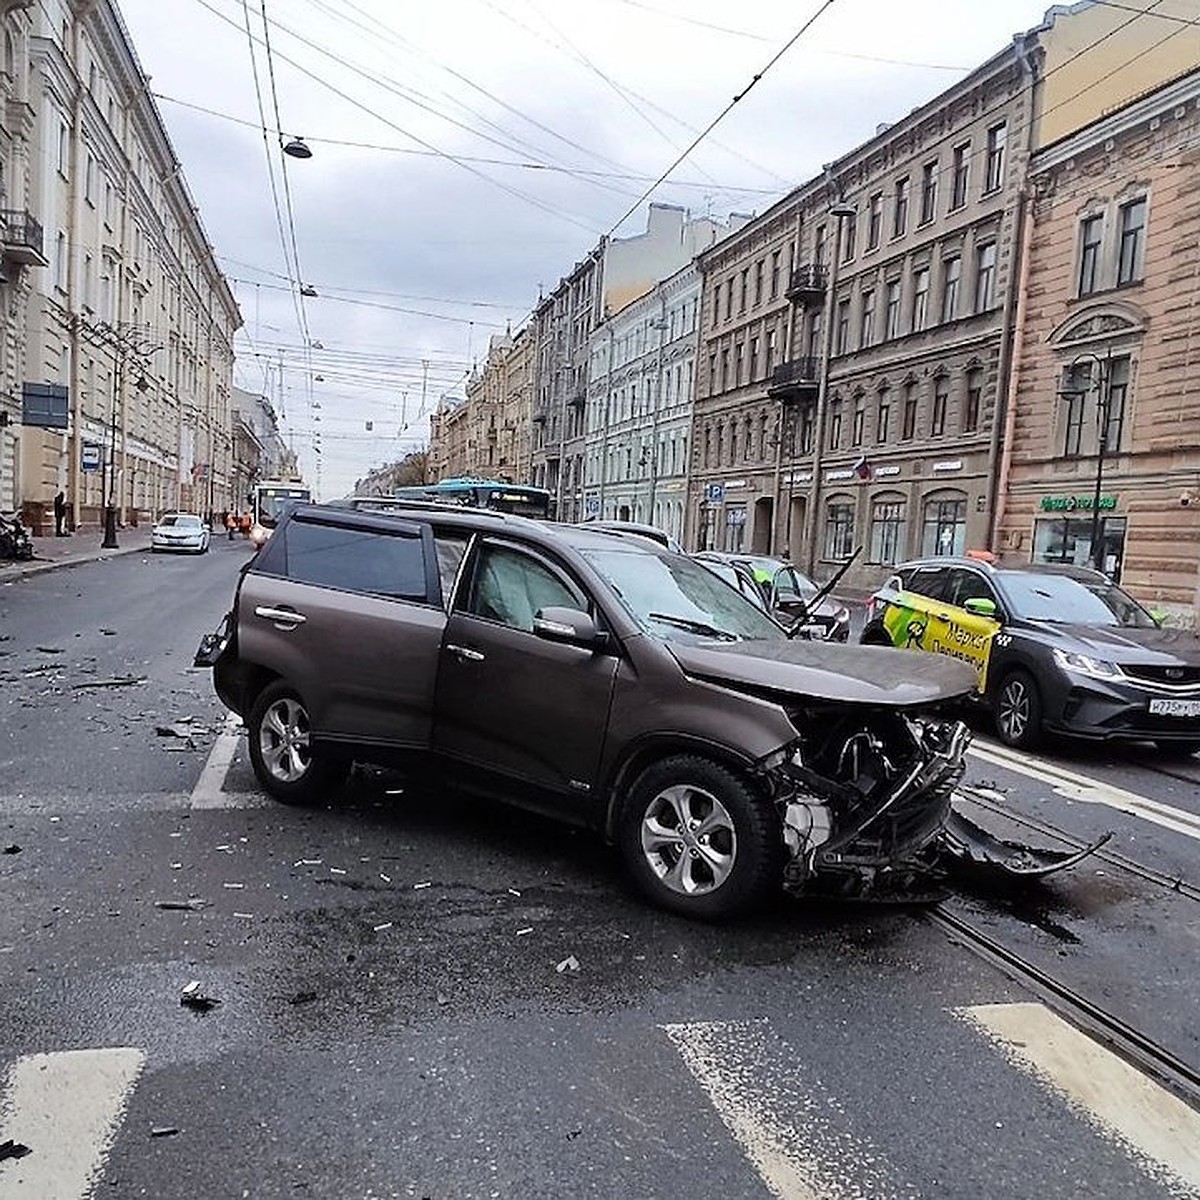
[151,513,210,554]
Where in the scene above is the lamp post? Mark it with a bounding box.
[800,201,856,575]
[1057,347,1113,574]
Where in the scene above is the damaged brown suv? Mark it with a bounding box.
[197,501,1092,919]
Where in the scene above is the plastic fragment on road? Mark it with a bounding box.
[555,955,580,973]
[287,990,318,1006]
[150,1127,180,1138]
[413,881,432,890]
[154,898,206,911]
[0,1139,31,1162]
[2,843,20,855]
[179,981,221,1013]
[71,676,146,689]
[373,922,393,932]
[516,927,533,936]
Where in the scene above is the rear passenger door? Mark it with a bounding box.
[238,512,445,749]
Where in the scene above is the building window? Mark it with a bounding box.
[835,299,850,355]
[734,342,744,386]
[902,383,917,440]
[860,289,875,348]
[975,242,997,312]
[806,311,822,360]
[920,161,938,225]
[941,256,961,322]
[870,500,905,564]
[1078,215,1103,296]
[726,278,734,319]
[931,377,949,436]
[770,251,780,298]
[713,285,721,324]
[912,267,930,332]
[867,192,883,249]
[57,119,69,175]
[720,348,729,390]
[749,336,759,381]
[884,280,901,340]
[951,143,970,210]
[765,328,777,374]
[799,405,815,454]
[922,496,967,557]
[739,269,749,312]
[1117,198,1147,286]
[1105,356,1130,451]
[828,397,843,449]
[876,389,890,443]
[851,398,865,446]
[1061,361,1088,457]
[814,223,827,266]
[55,230,67,291]
[754,260,763,305]
[893,177,909,238]
[824,501,856,560]
[842,212,857,261]
[963,369,982,433]
[984,123,1007,193]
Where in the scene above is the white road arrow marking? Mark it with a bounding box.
[960,1003,1200,1197]
[662,1019,916,1200]
[968,742,1200,842]
[0,1047,146,1200]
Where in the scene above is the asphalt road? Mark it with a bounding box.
[2,541,1199,1199]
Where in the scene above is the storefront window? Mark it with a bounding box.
[824,501,855,560]
[920,495,966,556]
[869,499,906,564]
[1033,516,1126,580]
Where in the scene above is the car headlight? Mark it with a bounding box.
[1051,648,1123,680]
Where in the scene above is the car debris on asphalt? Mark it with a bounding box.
[0,1139,32,1162]
[155,898,207,912]
[180,981,221,1012]
[555,955,580,973]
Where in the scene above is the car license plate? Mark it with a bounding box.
[1148,698,1200,717]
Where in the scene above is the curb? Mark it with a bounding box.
[0,539,153,581]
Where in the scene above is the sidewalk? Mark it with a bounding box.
[0,526,156,581]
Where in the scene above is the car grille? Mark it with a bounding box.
[1122,664,1200,688]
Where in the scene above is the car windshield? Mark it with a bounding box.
[1001,572,1156,627]
[160,515,200,528]
[582,548,784,642]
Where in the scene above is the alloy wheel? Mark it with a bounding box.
[639,783,737,896]
[998,678,1030,744]
[259,696,312,783]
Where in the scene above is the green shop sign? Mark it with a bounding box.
[1039,494,1117,512]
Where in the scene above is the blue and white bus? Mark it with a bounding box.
[392,477,551,520]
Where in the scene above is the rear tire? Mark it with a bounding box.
[247,681,349,805]
[618,755,783,921]
[994,669,1043,750]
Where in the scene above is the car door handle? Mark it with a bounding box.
[446,643,485,662]
[254,605,307,628]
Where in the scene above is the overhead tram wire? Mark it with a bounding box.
[192,0,606,236]
[605,0,839,237]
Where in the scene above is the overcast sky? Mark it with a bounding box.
[117,0,1056,499]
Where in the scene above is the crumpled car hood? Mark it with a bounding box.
[667,639,977,706]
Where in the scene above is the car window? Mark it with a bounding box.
[465,543,584,632]
[433,531,470,603]
[998,572,1140,626]
[946,568,997,610]
[284,520,429,601]
[906,566,952,603]
[1087,581,1158,628]
[582,547,783,642]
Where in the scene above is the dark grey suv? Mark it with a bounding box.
[196,502,1074,918]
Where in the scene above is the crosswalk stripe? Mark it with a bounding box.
[662,1020,913,1200]
[968,743,1200,842]
[0,1047,146,1200]
[190,712,246,809]
[959,1003,1200,1196]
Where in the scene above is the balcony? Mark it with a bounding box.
[0,210,48,266]
[567,389,587,410]
[785,263,827,305]
[767,357,820,401]
[532,410,548,425]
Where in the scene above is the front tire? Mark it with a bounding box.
[618,755,783,920]
[247,681,349,805]
[994,669,1043,749]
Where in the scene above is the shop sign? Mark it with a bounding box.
[1040,494,1117,512]
[826,469,854,481]
[932,460,963,473]
[874,465,901,478]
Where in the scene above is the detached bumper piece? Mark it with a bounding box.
[936,809,1111,881]
[194,613,233,668]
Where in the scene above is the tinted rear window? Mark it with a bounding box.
[284,521,428,601]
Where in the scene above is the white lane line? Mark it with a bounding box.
[0,1047,146,1200]
[662,1020,915,1200]
[969,743,1200,842]
[190,712,263,809]
[959,1003,1200,1197]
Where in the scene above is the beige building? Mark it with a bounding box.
[996,67,1200,624]
[689,38,1037,581]
[2,0,239,531]
[455,325,534,484]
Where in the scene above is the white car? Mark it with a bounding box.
[151,512,210,554]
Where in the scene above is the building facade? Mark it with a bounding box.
[3,0,239,530]
[584,260,700,543]
[459,326,533,484]
[995,68,1200,624]
[689,38,1038,585]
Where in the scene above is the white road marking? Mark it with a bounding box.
[0,1047,146,1200]
[960,1003,1200,1197]
[190,713,267,809]
[662,1020,915,1200]
[968,742,1200,842]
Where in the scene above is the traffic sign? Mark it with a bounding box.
[705,482,725,503]
[81,442,102,473]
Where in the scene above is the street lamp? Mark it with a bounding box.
[1056,347,1113,575]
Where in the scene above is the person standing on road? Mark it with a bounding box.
[225,511,238,540]
[54,490,68,537]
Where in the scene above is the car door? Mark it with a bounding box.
[433,537,619,814]
[237,512,444,749]
[880,565,952,653]
[940,567,1004,690]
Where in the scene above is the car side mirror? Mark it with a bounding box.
[1150,609,1167,628]
[532,606,607,650]
[963,597,997,617]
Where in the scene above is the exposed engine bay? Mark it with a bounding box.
[759,705,1104,898]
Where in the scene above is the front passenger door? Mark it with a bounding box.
[433,539,619,814]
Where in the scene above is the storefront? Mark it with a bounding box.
[1030,493,1125,580]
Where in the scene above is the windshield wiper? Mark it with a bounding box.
[648,612,740,641]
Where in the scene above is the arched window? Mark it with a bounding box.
[823,495,855,560]
[921,491,967,557]
[869,492,906,564]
